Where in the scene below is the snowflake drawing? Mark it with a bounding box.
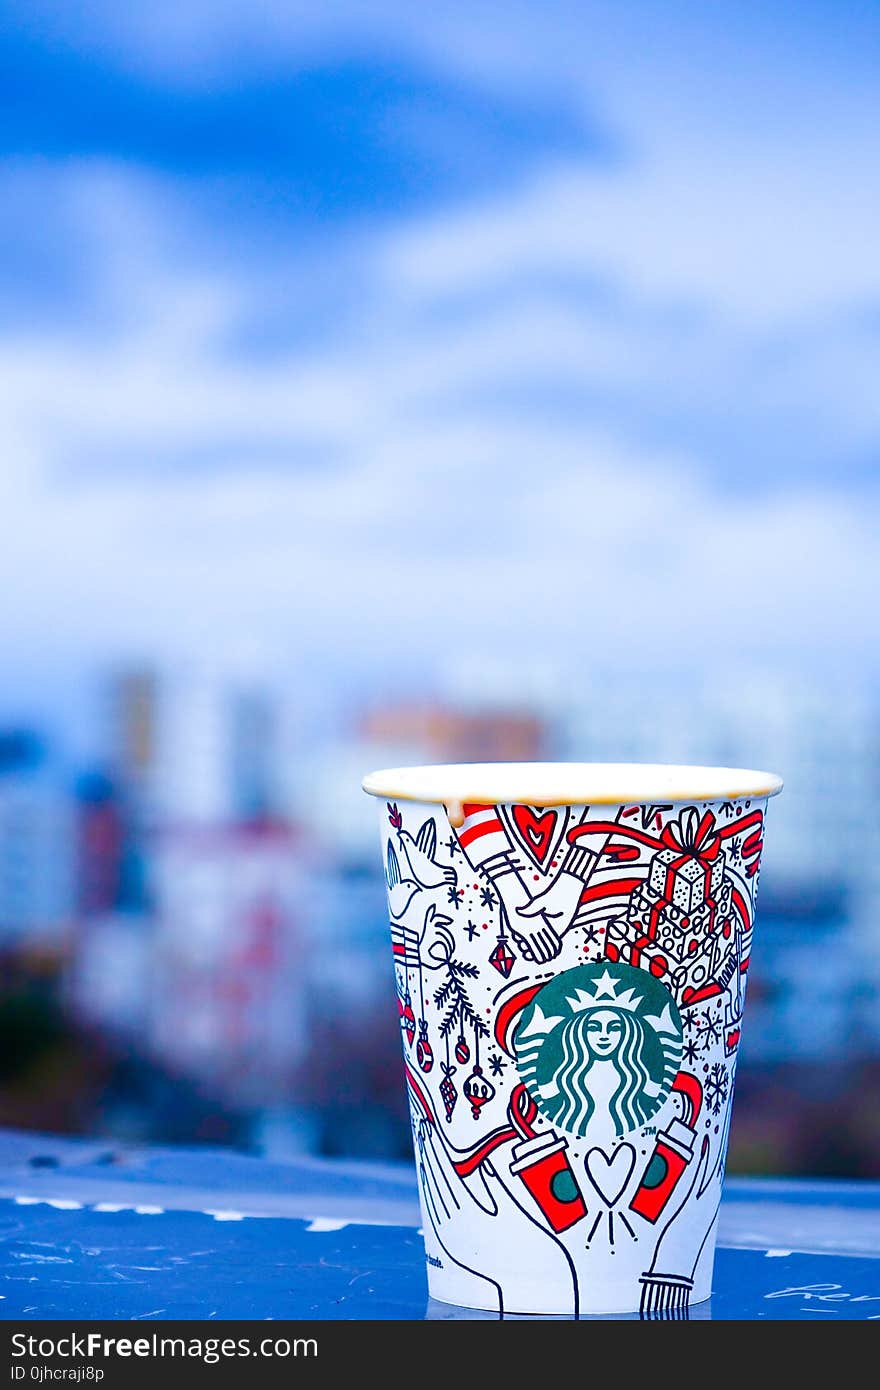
[445,835,462,858]
[479,885,497,910]
[446,884,464,910]
[705,1062,729,1116]
[682,1037,700,1068]
[465,920,479,941]
[488,1052,506,1077]
[698,1009,722,1049]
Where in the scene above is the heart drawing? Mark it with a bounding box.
[583,1144,637,1207]
[506,804,564,868]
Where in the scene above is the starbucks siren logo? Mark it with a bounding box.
[513,961,683,1139]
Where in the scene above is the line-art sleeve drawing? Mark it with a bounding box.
[416,1119,504,1313]
[391,902,455,973]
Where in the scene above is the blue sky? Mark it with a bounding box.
[1,2,878,741]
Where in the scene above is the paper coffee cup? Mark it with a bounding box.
[364,762,782,1316]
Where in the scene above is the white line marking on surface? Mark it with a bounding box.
[11,1253,73,1264]
[12,1197,83,1210]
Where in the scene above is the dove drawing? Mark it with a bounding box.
[385,839,422,921]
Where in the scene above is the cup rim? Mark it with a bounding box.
[362,761,783,815]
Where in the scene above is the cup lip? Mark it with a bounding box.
[362,761,784,813]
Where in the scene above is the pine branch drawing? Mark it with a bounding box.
[434,958,489,1040]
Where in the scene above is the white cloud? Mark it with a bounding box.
[385,150,880,332]
[0,303,875,685]
[0,22,878,703]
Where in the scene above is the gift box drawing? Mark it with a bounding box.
[647,807,725,912]
[611,809,737,992]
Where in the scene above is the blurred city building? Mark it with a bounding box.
[150,822,306,1104]
[0,732,73,947]
[75,773,124,919]
[68,669,312,1145]
[361,704,547,764]
[110,669,282,827]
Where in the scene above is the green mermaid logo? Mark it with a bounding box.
[513,962,683,1139]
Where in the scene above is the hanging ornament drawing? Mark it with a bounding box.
[439,1064,458,1122]
[463,1064,496,1120]
[489,929,516,978]
[455,1033,470,1065]
[401,993,416,1048]
[416,1018,434,1072]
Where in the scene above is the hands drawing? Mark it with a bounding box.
[511,872,586,963]
[419,903,455,967]
[639,1114,728,1313]
[416,1119,575,1315]
[415,1105,727,1317]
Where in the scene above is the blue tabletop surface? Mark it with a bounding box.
[0,1131,877,1320]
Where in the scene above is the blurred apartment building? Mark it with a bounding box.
[149,821,306,1106]
[0,732,72,950]
[69,670,309,1115]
